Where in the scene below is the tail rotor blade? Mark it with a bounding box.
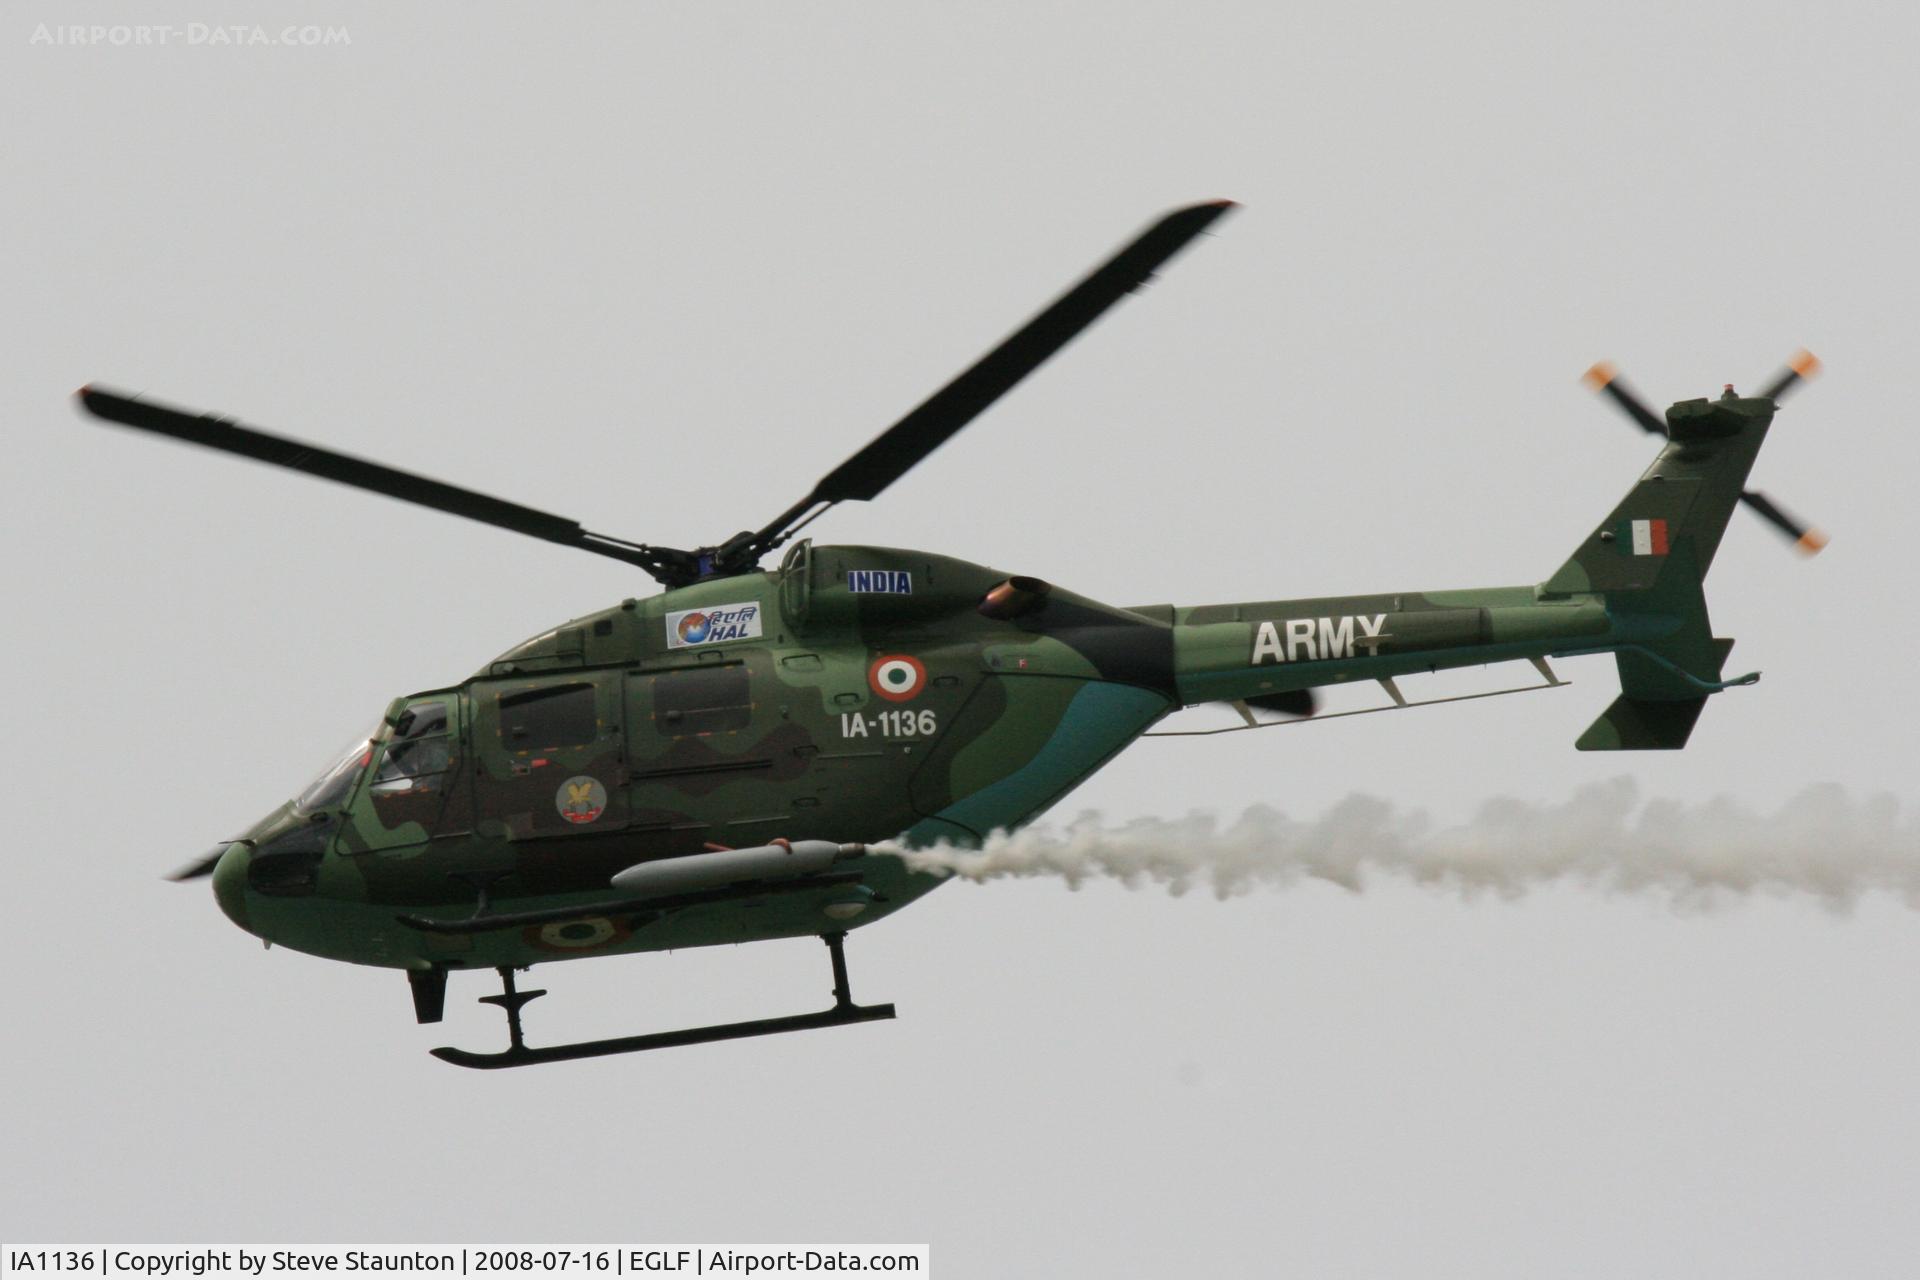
[1739,489,1828,556]
[1758,349,1821,402]
[1749,352,1826,554]
[1583,353,1827,557]
[1582,362,1667,435]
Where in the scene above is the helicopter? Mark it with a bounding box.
[77,200,1826,1068]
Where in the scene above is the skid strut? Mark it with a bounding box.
[430,931,896,1069]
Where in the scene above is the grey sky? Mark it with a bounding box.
[5,3,1918,1275]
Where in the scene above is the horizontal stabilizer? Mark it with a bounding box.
[1575,695,1706,751]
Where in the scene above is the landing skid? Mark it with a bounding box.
[429,930,896,1069]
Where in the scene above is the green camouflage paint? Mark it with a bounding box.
[210,392,1776,975]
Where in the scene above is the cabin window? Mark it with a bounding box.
[498,683,597,749]
[652,665,752,737]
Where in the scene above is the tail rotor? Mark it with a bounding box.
[1582,352,1828,556]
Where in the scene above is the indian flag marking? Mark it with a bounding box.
[1627,518,1669,556]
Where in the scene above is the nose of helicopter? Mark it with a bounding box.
[210,841,253,931]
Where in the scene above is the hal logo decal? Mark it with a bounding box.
[665,602,763,649]
[848,569,912,594]
[1252,614,1390,664]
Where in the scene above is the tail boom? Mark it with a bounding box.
[1171,391,1780,750]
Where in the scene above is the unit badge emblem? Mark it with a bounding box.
[556,775,608,824]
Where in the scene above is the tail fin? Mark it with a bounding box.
[1543,392,1775,750]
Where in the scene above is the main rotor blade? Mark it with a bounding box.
[75,387,691,580]
[732,200,1237,561]
[167,845,229,882]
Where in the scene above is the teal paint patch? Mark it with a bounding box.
[933,682,1168,838]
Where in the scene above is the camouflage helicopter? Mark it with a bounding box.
[77,201,1825,1068]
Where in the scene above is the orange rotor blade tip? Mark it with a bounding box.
[1796,528,1830,556]
[1581,361,1617,390]
[1789,349,1822,378]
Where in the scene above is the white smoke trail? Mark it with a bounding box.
[883,779,1920,911]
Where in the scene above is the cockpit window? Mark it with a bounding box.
[371,699,453,795]
[295,731,376,813]
[392,701,449,739]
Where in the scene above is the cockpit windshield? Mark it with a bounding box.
[294,729,377,813]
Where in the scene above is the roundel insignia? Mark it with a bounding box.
[526,916,631,953]
[677,611,712,644]
[555,775,608,824]
[868,654,927,702]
